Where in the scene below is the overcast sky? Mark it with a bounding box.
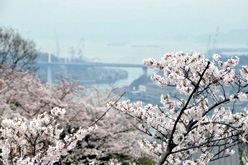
[0,0,248,59]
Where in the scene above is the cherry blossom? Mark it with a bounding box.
[0,66,142,164]
[110,51,248,164]
[0,108,96,165]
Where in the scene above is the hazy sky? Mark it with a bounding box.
[1,0,248,23]
[0,0,248,61]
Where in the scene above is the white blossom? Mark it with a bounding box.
[238,92,247,102]
[226,149,235,155]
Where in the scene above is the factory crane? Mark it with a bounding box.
[205,34,211,59]
[212,26,219,55]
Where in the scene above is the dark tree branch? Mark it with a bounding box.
[159,61,211,165]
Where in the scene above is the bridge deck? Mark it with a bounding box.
[37,62,147,68]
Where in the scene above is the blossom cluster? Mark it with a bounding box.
[144,52,239,93]
[0,107,96,165]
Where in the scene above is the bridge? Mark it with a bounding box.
[37,61,147,69]
[37,55,147,83]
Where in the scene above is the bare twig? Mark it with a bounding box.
[89,92,126,127]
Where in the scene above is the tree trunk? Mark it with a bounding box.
[239,142,248,165]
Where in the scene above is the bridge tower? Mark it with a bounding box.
[142,66,148,76]
[47,54,53,83]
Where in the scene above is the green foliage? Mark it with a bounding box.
[135,157,155,165]
[99,154,155,164]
